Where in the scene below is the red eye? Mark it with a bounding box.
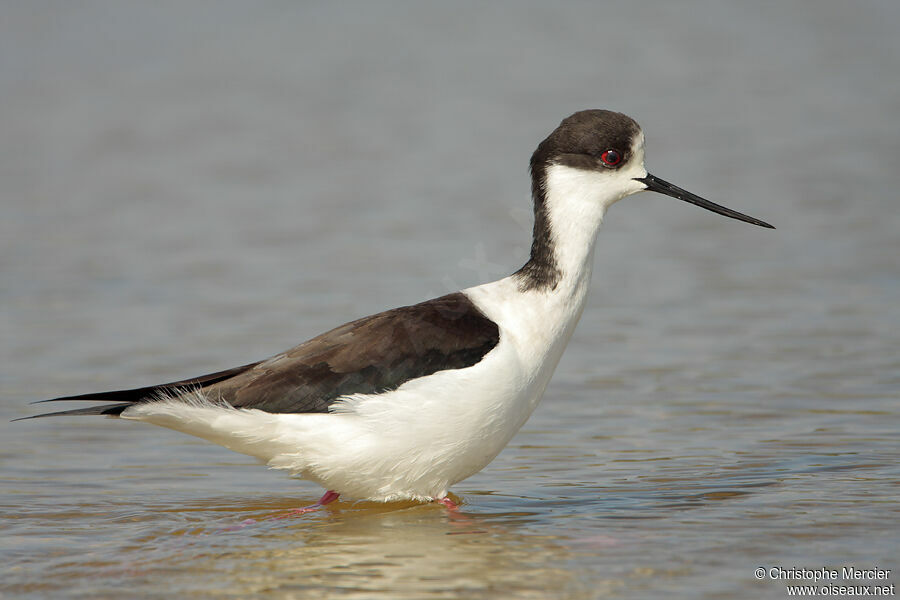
[600,149,622,167]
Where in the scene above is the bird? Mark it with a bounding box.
[18,110,774,510]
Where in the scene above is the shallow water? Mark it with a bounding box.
[2,2,898,598]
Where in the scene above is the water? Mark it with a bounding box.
[2,2,898,598]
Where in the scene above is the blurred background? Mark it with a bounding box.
[2,2,897,599]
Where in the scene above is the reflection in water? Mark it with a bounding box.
[10,497,585,599]
[7,441,893,598]
[200,505,579,599]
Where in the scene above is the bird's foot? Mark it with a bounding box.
[434,494,482,529]
[274,490,341,519]
[435,495,461,511]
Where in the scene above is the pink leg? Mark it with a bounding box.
[436,496,460,510]
[436,495,482,529]
[435,495,484,530]
[318,490,341,505]
[274,490,341,519]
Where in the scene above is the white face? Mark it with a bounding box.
[616,131,650,200]
[542,133,650,231]
[546,130,650,211]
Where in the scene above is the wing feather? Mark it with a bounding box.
[21,292,499,418]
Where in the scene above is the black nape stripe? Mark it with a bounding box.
[514,160,561,292]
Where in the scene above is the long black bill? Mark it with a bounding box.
[637,174,774,229]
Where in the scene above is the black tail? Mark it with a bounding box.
[14,361,260,422]
[12,403,134,421]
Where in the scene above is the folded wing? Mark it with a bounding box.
[20,292,500,419]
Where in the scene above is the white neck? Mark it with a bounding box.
[461,154,649,434]
[541,164,618,293]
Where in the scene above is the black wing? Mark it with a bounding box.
[19,292,500,419]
